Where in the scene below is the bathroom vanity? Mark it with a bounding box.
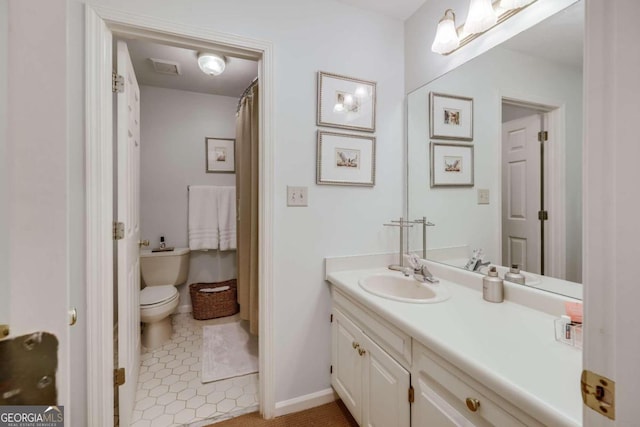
[326,255,582,427]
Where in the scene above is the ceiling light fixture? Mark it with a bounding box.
[431,9,460,54]
[197,53,226,76]
[431,0,537,56]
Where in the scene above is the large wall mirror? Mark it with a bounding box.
[407,1,583,299]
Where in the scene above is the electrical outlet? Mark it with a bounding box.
[478,189,490,205]
[287,186,308,207]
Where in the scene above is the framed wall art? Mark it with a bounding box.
[317,71,377,133]
[430,142,474,187]
[205,137,235,173]
[317,131,376,187]
[429,92,474,141]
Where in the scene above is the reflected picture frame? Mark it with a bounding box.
[430,142,474,187]
[430,92,474,141]
[205,137,235,173]
[317,131,376,187]
[317,71,377,133]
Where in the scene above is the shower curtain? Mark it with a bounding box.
[236,82,259,335]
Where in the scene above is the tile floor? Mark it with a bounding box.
[131,313,259,427]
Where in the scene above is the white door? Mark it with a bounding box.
[331,309,363,425]
[502,114,542,273]
[361,333,410,427]
[116,40,141,427]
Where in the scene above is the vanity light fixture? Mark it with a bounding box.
[463,0,497,34]
[499,0,535,11]
[431,0,537,56]
[197,52,226,76]
[431,9,460,55]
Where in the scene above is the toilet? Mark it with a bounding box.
[139,247,190,349]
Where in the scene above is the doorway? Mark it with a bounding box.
[500,98,566,278]
[85,7,275,426]
[113,35,260,426]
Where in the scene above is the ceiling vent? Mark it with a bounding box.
[148,58,181,76]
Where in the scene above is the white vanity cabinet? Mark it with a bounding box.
[331,290,411,427]
[412,341,544,427]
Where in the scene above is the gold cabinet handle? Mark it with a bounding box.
[68,308,78,326]
[138,239,150,247]
[352,341,360,350]
[358,348,366,356]
[465,397,480,412]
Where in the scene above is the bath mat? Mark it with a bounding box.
[202,321,258,383]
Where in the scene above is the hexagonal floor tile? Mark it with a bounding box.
[148,385,169,398]
[155,392,178,406]
[177,388,196,401]
[205,391,225,404]
[141,404,163,421]
[173,408,195,424]
[225,386,242,399]
[169,381,188,393]
[161,375,179,386]
[165,399,186,415]
[216,398,236,413]
[186,395,206,409]
[195,403,218,419]
[149,414,173,427]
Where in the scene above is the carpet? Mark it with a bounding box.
[205,401,358,427]
[201,321,258,383]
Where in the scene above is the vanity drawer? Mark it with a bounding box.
[413,342,544,427]
[332,288,411,369]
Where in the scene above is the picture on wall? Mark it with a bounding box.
[317,71,377,133]
[317,131,375,186]
[205,137,235,173]
[430,142,474,187]
[430,92,474,141]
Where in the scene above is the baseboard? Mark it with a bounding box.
[176,304,192,314]
[274,388,338,417]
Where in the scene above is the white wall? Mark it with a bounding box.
[139,85,239,310]
[404,0,578,93]
[77,0,405,410]
[0,0,8,325]
[7,0,70,416]
[407,46,583,282]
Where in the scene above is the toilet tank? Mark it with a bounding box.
[140,247,190,287]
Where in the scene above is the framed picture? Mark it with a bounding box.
[317,71,377,133]
[205,137,235,173]
[317,131,376,186]
[430,92,474,141]
[430,142,474,187]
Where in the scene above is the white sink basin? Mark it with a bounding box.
[358,273,450,304]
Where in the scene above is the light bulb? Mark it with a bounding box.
[431,9,460,55]
[197,53,226,76]
[333,103,345,113]
[354,86,369,98]
[463,0,497,34]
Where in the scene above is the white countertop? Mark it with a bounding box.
[327,266,583,427]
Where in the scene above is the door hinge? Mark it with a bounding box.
[113,222,125,240]
[538,131,548,142]
[581,370,615,420]
[330,365,333,374]
[408,385,415,404]
[112,72,124,93]
[538,210,549,221]
[330,314,333,323]
[114,367,126,387]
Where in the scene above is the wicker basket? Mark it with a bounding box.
[189,280,239,320]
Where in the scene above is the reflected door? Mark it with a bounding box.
[502,114,542,273]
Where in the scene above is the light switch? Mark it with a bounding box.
[478,189,490,205]
[287,186,308,207]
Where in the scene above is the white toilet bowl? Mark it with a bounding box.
[140,248,190,349]
[140,285,180,349]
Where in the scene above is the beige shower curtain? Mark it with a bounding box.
[236,82,259,335]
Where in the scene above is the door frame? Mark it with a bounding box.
[499,94,567,279]
[85,6,275,424]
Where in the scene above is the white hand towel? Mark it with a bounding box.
[218,186,237,251]
[188,186,219,250]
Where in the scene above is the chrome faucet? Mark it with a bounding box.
[474,261,491,272]
[403,255,439,284]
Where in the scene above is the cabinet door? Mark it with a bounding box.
[332,309,364,425]
[413,374,479,427]
[361,333,410,427]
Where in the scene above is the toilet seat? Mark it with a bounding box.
[140,285,178,308]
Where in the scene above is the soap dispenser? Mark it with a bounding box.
[504,264,525,285]
[483,266,504,303]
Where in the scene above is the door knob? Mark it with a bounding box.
[138,240,150,247]
[68,308,78,326]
